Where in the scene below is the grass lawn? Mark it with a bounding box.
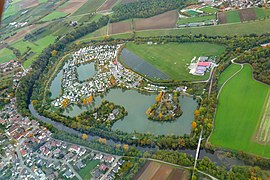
[72,0,106,16]
[226,10,241,23]
[78,160,99,179]
[217,64,242,86]
[40,11,68,21]
[210,65,270,158]
[255,7,270,19]
[186,10,200,17]
[0,48,16,63]
[177,15,215,25]
[125,42,225,81]
[199,6,218,14]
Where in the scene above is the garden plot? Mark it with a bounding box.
[120,48,169,80]
[255,91,270,144]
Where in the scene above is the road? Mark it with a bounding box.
[193,128,203,176]
[101,156,121,180]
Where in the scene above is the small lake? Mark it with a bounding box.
[50,69,63,99]
[63,89,198,136]
[77,63,95,81]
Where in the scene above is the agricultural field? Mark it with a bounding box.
[57,0,87,15]
[120,0,138,4]
[72,0,106,16]
[177,15,215,25]
[134,161,189,180]
[134,10,178,31]
[109,21,133,34]
[97,0,118,12]
[125,42,225,81]
[225,10,241,23]
[0,48,16,64]
[40,11,68,21]
[218,64,242,86]
[255,7,270,19]
[210,65,270,158]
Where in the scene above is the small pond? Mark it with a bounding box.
[77,63,95,81]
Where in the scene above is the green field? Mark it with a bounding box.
[40,11,68,21]
[177,15,215,25]
[255,7,270,19]
[11,35,56,68]
[78,160,99,179]
[72,0,106,16]
[0,48,16,63]
[126,42,225,81]
[199,6,218,14]
[226,10,241,23]
[210,65,270,158]
[218,64,242,86]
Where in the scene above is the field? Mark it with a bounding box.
[0,48,16,63]
[218,64,242,86]
[210,65,270,158]
[58,0,87,15]
[109,21,133,34]
[238,8,257,22]
[77,160,99,180]
[72,0,106,15]
[97,0,118,12]
[40,11,68,21]
[225,10,241,23]
[120,0,138,4]
[126,42,225,81]
[255,7,270,19]
[177,15,215,25]
[255,91,270,144]
[134,161,189,180]
[199,6,218,14]
[134,10,178,31]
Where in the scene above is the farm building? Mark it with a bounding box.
[188,56,213,76]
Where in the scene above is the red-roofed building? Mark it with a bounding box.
[21,150,27,157]
[198,62,211,68]
[69,144,80,153]
[99,164,107,171]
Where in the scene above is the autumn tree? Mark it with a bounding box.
[51,50,58,56]
[194,110,200,118]
[123,144,129,151]
[192,121,197,129]
[82,134,88,140]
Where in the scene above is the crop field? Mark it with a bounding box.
[255,91,270,144]
[40,11,68,21]
[97,0,118,12]
[58,0,87,15]
[120,0,138,4]
[126,42,225,81]
[238,8,257,22]
[255,7,270,19]
[134,10,178,31]
[177,15,215,25]
[218,64,242,86]
[72,0,106,15]
[210,65,270,158]
[199,6,218,14]
[16,0,39,9]
[0,48,16,63]
[225,10,241,23]
[120,48,169,80]
[134,161,189,180]
[109,21,133,34]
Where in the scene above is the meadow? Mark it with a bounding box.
[217,64,242,86]
[77,160,99,179]
[199,6,218,14]
[225,10,241,23]
[40,11,68,21]
[210,65,270,158]
[126,42,225,81]
[177,15,215,25]
[0,48,16,63]
[72,0,106,16]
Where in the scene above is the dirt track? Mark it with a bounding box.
[134,10,178,31]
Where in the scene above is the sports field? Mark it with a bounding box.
[0,48,16,63]
[210,65,270,158]
[126,42,225,81]
[217,64,242,86]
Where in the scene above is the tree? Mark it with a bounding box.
[51,50,58,56]
[123,144,129,151]
[82,134,88,140]
[192,121,197,129]
[194,110,200,118]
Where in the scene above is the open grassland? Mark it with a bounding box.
[225,10,241,23]
[177,15,215,25]
[40,11,68,21]
[218,64,242,86]
[78,160,99,180]
[210,65,270,158]
[0,48,16,63]
[126,42,225,81]
[199,6,218,14]
[72,0,106,16]
[134,161,189,180]
[255,7,270,19]
[255,91,270,144]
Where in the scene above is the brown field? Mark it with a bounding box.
[134,161,189,180]
[17,0,39,9]
[217,12,227,24]
[121,0,138,4]
[238,8,256,22]
[109,21,133,34]
[98,0,118,11]
[58,0,87,15]
[134,10,178,31]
